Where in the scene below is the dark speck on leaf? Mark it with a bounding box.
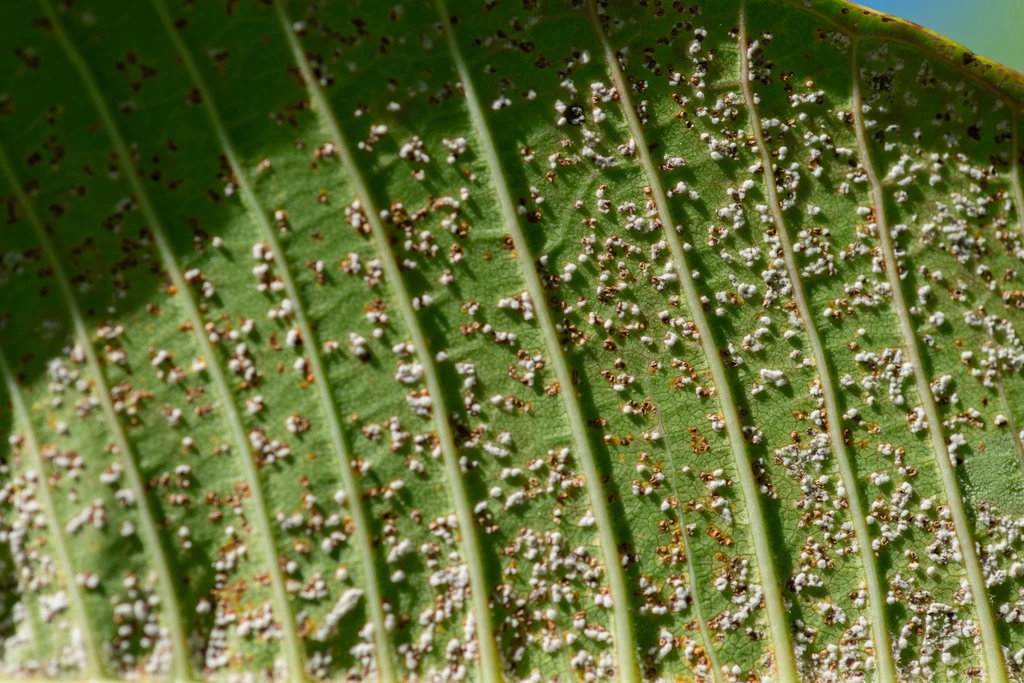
[567,104,585,126]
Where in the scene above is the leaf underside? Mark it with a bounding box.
[1,0,1023,681]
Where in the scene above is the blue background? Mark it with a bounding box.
[857,0,1024,73]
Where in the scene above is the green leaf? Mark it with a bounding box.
[1,0,1023,680]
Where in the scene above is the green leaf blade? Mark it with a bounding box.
[4,0,1024,680]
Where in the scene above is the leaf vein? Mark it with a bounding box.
[650,394,723,682]
[146,1,343,677]
[0,344,103,678]
[0,126,190,679]
[434,1,648,679]
[1003,110,1024,469]
[851,42,1008,683]
[271,2,499,680]
[738,5,895,679]
[778,0,1019,106]
[587,1,798,678]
